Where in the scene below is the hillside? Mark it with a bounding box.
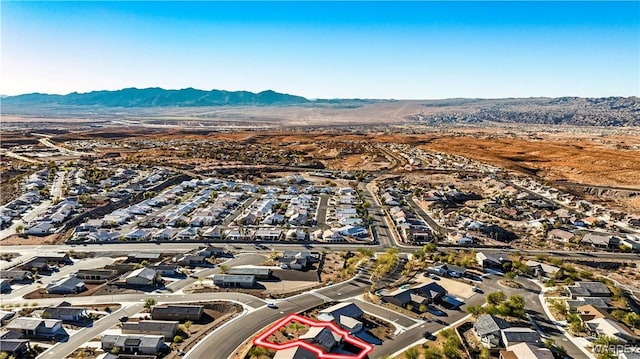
[407,97,640,127]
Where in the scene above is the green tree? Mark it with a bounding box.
[404,347,419,359]
[144,298,156,309]
[422,348,443,359]
[486,291,507,305]
[479,347,491,359]
[466,305,484,317]
[505,271,516,280]
[173,335,183,343]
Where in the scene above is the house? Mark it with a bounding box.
[199,246,227,258]
[581,233,619,249]
[299,326,341,352]
[0,279,11,293]
[0,270,32,282]
[500,342,554,359]
[35,253,71,264]
[380,282,447,307]
[124,228,152,241]
[152,228,178,241]
[0,339,29,358]
[338,226,369,239]
[20,258,49,273]
[566,297,612,312]
[548,229,575,243]
[567,282,612,299]
[201,227,222,240]
[75,269,118,283]
[228,266,272,280]
[576,304,609,322]
[280,251,315,270]
[46,276,86,294]
[318,302,364,322]
[286,228,307,241]
[42,304,87,322]
[525,261,562,278]
[211,274,255,288]
[621,235,640,251]
[273,346,317,359]
[0,311,16,325]
[176,227,199,240]
[121,320,179,340]
[150,305,203,321]
[177,255,206,267]
[476,252,511,270]
[101,334,165,355]
[255,228,283,241]
[500,327,542,347]
[153,264,181,277]
[125,267,159,287]
[127,253,161,263]
[24,222,55,236]
[585,317,640,344]
[474,314,511,348]
[433,262,466,277]
[7,317,62,338]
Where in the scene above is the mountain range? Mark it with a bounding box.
[1,87,311,107]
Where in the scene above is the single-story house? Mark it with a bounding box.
[0,339,29,358]
[121,320,179,340]
[199,246,226,258]
[0,279,11,294]
[500,327,543,347]
[273,346,317,359]
[211,274,255,288]
[474,314,511,348]
[46,276,86,294]
[0,311,16,325]
[75,269,118,283]
[6,317,62,338]
[150,305,203,321]
[500,342,554,359]
[42,305,87,322]
[299,326,341,352]
[177,255,206,267]
[127,253,161,263]
[153,264,181,277]
[125,267,159,287]
[586,317,640,344]
[581,233,619,249]
[433,262,467,277]
[318,302,364,322]
[548,229,575,243]
[525,261,562,278]
[567,282,612,299]
[255,228,283,241]
[0,270,32,282]
[101,334,165,355]
[476,252,512,270]
[228,266,271,280]
[124,228,152,241]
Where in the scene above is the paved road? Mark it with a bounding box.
[38,303,144,359]
[407,197,447,234]
[1,242,637,263]
[315,194,329,229]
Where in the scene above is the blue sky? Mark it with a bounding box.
[2,1,639,99]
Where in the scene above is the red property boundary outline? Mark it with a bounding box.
[253,313,374,359]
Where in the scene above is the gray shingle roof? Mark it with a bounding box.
[474,314,511,337]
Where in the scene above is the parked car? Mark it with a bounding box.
[119,316,129,322]
[267,303,278,309]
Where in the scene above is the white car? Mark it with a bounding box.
[267,303,278,309]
